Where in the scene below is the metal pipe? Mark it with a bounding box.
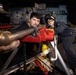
[0,25,44,46]
[0,49,50,75]
[51,41,72,75]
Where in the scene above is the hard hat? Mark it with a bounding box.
[45,13,55,24]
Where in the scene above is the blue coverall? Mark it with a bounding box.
[54,21,76,68]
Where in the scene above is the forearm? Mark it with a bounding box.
[0,40,20,51]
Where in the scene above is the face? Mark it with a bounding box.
[29,17,40,27]
[48,19,55,27]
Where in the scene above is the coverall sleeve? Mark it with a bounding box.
[11,22,29,33]
[54,21,68,34]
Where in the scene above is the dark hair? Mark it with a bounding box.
[30,12,41,19]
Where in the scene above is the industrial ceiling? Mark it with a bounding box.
[0,0,76,24]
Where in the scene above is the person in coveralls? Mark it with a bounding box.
[45,12,76,71]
